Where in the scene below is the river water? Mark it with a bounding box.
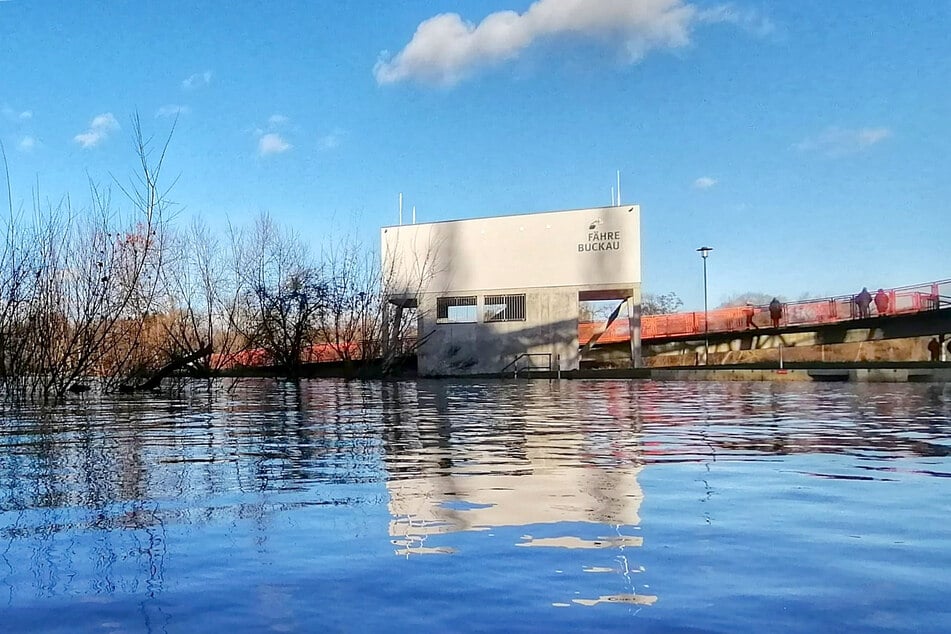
[0,379,949,633]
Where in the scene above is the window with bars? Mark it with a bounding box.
[484,294,526,322]
[436,296,478,323]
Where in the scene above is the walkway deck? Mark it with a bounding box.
[580,278,951,345]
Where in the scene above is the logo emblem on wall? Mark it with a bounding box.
[580,218,621,252]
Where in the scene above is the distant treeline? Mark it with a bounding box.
[0,117,416,402]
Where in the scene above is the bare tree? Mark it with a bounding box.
[0,141,41,395]
[0,115,176,401]
[376,226,444,374]
[718,292,780,308]
[0,117,455,397]
[155,216,244,375]
[642,292,684,315]
[313,225,384,365]
[308,218,444,376]
[232,212,326,376]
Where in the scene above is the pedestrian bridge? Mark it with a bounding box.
[580,278,951,348]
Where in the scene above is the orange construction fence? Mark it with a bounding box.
[580,279,951,345]
[211,341,364,370]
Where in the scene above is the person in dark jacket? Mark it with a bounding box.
[928,338,941,362]
[768,298,782,328]
[855,287,873,318]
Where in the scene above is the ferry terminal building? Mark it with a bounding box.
[381,205,642,376]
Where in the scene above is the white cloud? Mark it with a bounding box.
[182,70,213,90]
[374,0,764,86]
[258,132,291,156]
[17,135,36,152]
[156,104,190,118]
[693,176,717,189]
[317,128,345,151]
[1,105,31,122]
[253,115,294,155]
[795,126,892,157]
[698,5,774,37]
[73,112,120,148]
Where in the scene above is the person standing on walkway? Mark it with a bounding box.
[744,303,758,329]
[928,337,941,361]
[874,288,890,315]
[855,287,873,318]
[769,298,782,328]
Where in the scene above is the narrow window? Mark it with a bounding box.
[484,294,526,322]
[436,296,478,323]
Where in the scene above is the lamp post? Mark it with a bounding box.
[697,246,713,365]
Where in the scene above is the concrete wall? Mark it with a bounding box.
[382,205,641,296]
[643,334,939,367]
[416,286,581,375]
[649,367,951,382]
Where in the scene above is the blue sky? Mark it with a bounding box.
[1,0,949,309]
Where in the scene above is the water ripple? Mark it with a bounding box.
[0,379,948,632]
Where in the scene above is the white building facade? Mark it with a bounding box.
[381,205,642,376]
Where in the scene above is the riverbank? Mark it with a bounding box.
[646,366,951,383]
[216,358,951,383]
[498,362,951,383]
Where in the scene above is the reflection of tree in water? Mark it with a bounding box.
[0,378,943,621]
[0,403,167,604]
[0,379,392,612]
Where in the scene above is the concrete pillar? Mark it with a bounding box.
[628,290,642,369]
[390,304,404,355]
[381,301,391,358]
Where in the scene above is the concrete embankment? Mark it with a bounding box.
[514,363,951,382]
[647,367,951,383]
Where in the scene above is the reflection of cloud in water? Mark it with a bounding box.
[584,565,645,574]
[516,535,643,549]
[583,566,618,573]
[392,545,457,557]
[572,594,658,607]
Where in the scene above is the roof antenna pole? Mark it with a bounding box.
[412,205,416,224]
[617,170,621,206]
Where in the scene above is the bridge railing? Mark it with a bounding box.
[584,278,951,344]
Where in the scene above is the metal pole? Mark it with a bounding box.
[697,246,713,366]
[703,255,709,365]
[703,254,710,365]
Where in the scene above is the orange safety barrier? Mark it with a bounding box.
[212,341,365,369]
[580,279,951,345]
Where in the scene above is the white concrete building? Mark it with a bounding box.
[381,205,641,376]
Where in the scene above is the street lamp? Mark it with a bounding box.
[697,246,713,365]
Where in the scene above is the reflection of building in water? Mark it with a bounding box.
[386,432,644,555]
[384,423,655,605]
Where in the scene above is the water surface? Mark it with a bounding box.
[1,379,949,632]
